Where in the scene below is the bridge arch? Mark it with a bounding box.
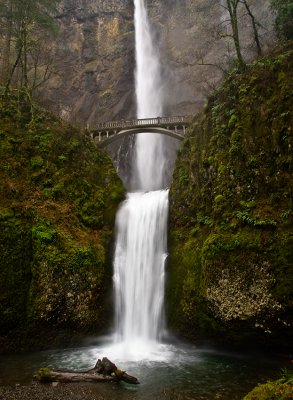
[88,116,193,147]
[98,127,184,148]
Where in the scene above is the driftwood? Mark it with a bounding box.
[35,357,139,385]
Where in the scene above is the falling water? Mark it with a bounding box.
[113,191,168,343]
[133,0,167,192]
[113,0,172,358]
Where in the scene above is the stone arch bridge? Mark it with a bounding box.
[88,116,193,148]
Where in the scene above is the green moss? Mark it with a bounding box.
[35,367,52,383]
[0,92,124,352]
[30,156,44,169]
[228,114,238,128]
[168,49,293,349]
[0,207,14,219]
[214,194,224,203]
[32,222,56,243]
[58,154,67,163]
[243,376,293,400]
[0,215,32,333]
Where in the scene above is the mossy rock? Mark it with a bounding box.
[168,49,293,350]
[243,382,293,400]
[35,368,52,383]
[0,92,124,352]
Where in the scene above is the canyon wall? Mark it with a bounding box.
[168,48,293,350]
[40,0,274,125]
[0,95,124,353]
[41,0,135,126]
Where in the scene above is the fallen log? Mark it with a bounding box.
[35,357,139,385]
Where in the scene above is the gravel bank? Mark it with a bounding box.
[0,383,108,400]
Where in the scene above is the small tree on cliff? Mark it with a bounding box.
[240,0,262,56]
[220,0,264,68]
[271,0,293,39]
[0,0,60,94]
[223,0,246,69]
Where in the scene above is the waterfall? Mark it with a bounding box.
[114,191,168,343]
[112,0,173,359]
[132,0,167,192]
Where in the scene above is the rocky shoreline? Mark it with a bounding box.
[0,383,108,400]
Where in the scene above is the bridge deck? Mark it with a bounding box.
[91,116,193,133]
[88,115,193,146]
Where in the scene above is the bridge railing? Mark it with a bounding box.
[94,115,193,131]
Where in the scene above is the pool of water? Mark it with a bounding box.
[0,337,290,399]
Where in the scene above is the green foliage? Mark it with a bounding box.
[32,222,56,243]
[43,178,52,187]
[235,211,277,227]
[280,210,291,221]
[202,231,262,260]
[243,371,293,400]
[5,0,61,31]
[178,167,189,185]
[0,95,124,352]
[0,215,32,332]
[35,133,53,152]
[277,369,293,385]
[30,156,44,169]
[271,0,293,39]
[168,49,293,349]
[228,114,238,128]
[58,154,67,163]
[197,212,214,227]
[42,188,53,199]
[214,194,224,203]
[243,382,293,399]
[1,0,62,102]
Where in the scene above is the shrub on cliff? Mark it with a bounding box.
[271,0,293,39]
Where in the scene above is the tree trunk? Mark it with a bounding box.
[21,20,29,88]
[242,0,262,56]
[226,0,246,70]
[35,357,140,385]
[4,44,23,96]
[1,0,13,85]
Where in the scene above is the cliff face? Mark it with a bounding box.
[0,94,124,352]
[168,49,293,350]
[41,0,135,126]
[39,0,274,125]
[147,0,274,115]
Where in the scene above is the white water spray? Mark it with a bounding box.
[113,191,168,347]
[112,0,172,359]
[133,0,167,192]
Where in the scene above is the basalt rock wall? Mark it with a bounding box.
[40,0,274,125]
[41,0,135,127]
